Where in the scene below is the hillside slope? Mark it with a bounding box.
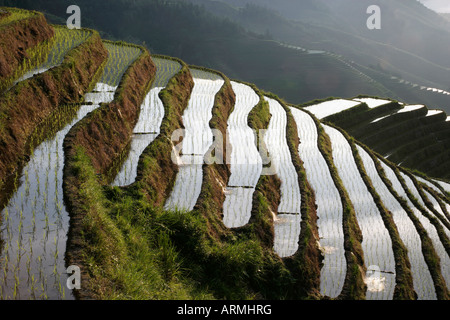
[183,0,450,113]
[0,0,411,106]
[315,97,450,180]
[0,7,449,301]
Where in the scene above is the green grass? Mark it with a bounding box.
[360,143,450,300]
[100,41,142,87]
[66,148,196,299]
[321,96,450,179]
[0,7,34,27]
[1,26,93,92]
[68,145,298,299]
[64,64,330,300]
[341,132,417,300]
[151,56,182,88]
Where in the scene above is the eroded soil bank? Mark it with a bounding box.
[62,47,156,299]
[0,29,107,190]
[0,9,54,83]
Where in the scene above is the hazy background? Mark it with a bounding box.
[1,0,449,113]
[418,0,450,12]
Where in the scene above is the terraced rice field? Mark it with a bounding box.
[11,27,92,89]
[112,57,181,186]
[415,176,445,197]
[290,108,346,298]
[304,99,360,119]
[0,7,34,27]
[422,190,450,228]
[264,97,302,258]
[1,14,450,300]
[222,81,262,228]
[433,179,450,193]
[354,98,392,109]
[164,69,224,211]
[98,42,142,88]
[312,97,450,180]
[356,145,435,300]
[378,160,450,291]
[400,173,450,240]
[323,125,396,300]
[0,42,140,299]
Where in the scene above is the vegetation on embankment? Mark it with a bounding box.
[61,65,323,300]
[62,45,156,299]
[64,45,155,181]
[282,103,323,299]
[245,82,279,249]
[179,80,319,300]
[299,109,367,299]
[257,92,323,299]
[171,77,295,300]
[194,69,235,239]
[0,7,54,86]
[134,60,194,207]
[366,147,450,254]
[363,112,448,152]
[0,28,107,191]
[357,142,450,300]
[320,96,450,180]
[323,100,401,133]
[417,184,450,231]
[349,105,427,140]
[323,122,416,299]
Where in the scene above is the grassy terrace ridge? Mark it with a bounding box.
[0,27,107,191]
[0,7,55,89]
[0,6,35,27]
[60,62,324,299]
[422,186,450,225]
[194,67,234,239]
[323,101,401,132]
[413,178,450,231]
[316,95,450,179]
[352,139,449,299]
[411,170,450,203]
[262,92,323,299]
[297,108,367,299]
[2,8,450,300]
[390,126,450,162]
[352,107,428,140]
[61,61,291,299]
[241,80,279,250]
[65,43,154,180]
[62,44,157,299]
[363,145,450,257]
[134,59,194,207]
[322,122,417,299]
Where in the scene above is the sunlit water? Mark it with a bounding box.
[0,42,139,299]
[0,100,109,300]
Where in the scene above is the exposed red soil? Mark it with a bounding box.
[0,30,107,188]
[0,12,54,81]
[66,49,156,177]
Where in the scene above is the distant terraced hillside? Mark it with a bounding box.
[316,97,450,180]
[0,7,449,300]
